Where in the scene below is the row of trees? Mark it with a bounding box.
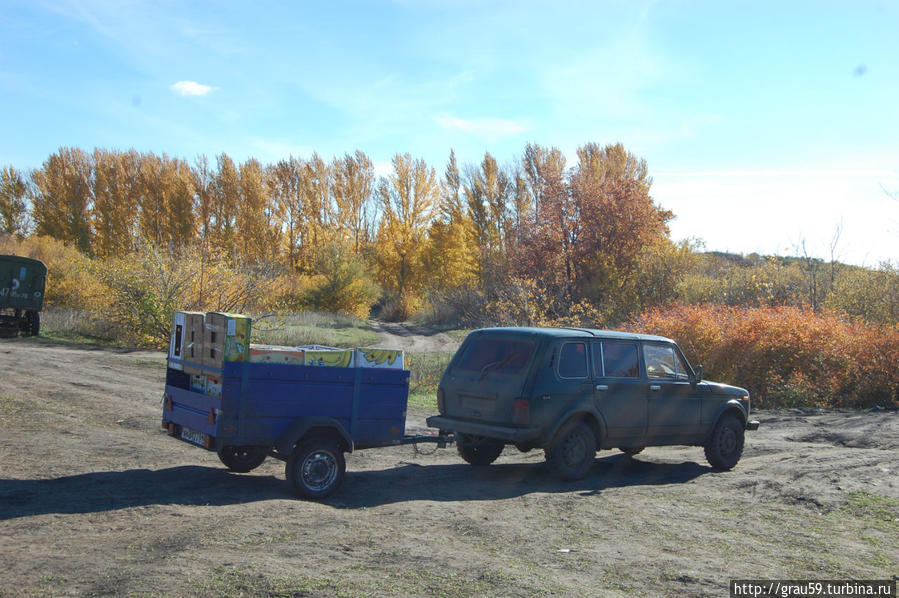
[1,143,675,320]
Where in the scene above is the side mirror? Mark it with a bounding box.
[692,365,703,384]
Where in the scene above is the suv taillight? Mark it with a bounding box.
[513,398,529,425]
[437,388,445,414]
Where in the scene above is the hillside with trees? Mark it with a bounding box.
[1,143,896,408]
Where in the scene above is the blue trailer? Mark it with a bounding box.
[162,357,450,499]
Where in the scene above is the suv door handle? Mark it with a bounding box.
[595,384,608,391]
[650,385,661,391]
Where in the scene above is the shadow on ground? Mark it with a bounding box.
[0,454,710,519]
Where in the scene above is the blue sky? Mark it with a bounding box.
[2,0,897,265]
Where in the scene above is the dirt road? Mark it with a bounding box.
[368,321,460,352]
[0,338,896,597]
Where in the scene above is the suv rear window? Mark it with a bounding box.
[558,342,588,378]
[595,341,640,378]
[454,338,535,375]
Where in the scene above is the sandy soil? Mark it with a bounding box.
[0,337,896,597]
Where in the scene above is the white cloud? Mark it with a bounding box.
[435,113,531,141]
[170,80,215,96]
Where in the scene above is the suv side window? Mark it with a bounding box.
[594,341,640,378]
[558,342,588,379]
[643,344,690,381]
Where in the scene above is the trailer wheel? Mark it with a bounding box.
[286,434,346,499]
[218,445,268,473]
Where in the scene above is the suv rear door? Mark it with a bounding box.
[440,332,537,425]
[528,339,595,431]
[592,339,646,441]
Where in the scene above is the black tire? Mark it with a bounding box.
[620,446,644,456]
[704,414,745,470]
[546,421,596,481]
[30,311,40,337]
[285,435,346,499]
[456,434,505,466]
[217,445,268,473]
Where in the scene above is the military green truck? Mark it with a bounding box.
[0,255,47,337]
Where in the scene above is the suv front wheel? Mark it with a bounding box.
[546,421,596,481]
[704,414,745,470]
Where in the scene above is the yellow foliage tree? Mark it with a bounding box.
[91,149,140,258]
[374,153,438,317]
[427,150,478,291]
[0,165,30,239]
[31,147,93,254]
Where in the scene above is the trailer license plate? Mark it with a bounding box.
[180,426,205,447]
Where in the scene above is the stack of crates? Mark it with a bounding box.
[168,311,252,399]
[169,311,205,371]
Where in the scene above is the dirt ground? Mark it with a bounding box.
[0,337,897,598]
[368,321,460,352]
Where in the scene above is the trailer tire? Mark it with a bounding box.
[218,445,267,473]
[286,434,346,500]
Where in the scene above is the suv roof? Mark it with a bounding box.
[470,327,673,343]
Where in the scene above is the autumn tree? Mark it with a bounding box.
[91,149,140,257]
[464,152,511,289]
[568,142,673,313]
[31,147,94,253]
[138,153,195,249]
[332,150,375,256]
[267,157,304,271]
[514,144,570,299]
[0,165,30,238]
[211,153,240,258]
[236,158,272,264]
[374,153,438,316]
[193,154,215,250]
[427,150,478,291]
[291,153,334,271]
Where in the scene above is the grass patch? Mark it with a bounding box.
[442,328,474,342]
[197,565,361,598]
[0,392,30,422]
[39,307,119,346]
[253,311,380,347]
[840,491,899,531]
[407,390,437,411]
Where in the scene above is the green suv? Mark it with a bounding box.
[427,328,759,480]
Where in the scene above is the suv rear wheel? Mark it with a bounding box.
[546,421,596,481]
[456,434,504,466]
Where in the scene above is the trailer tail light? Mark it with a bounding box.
[204,435,213,449]
[207,409,216,425]
[513,398,530,425]
[165,395,173,411]
[437,388,445,414]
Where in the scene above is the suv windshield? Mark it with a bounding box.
[454,337,535,376]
